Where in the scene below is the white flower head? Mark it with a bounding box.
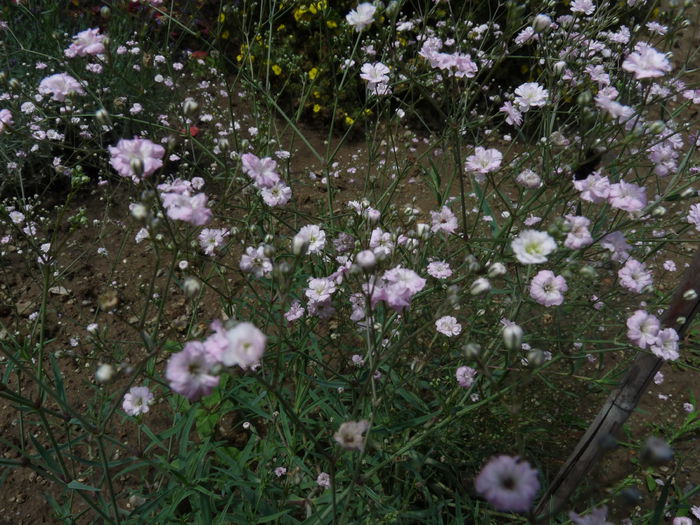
[511,230,557,264]
[346,3,377,32]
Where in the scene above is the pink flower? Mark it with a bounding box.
[608,181,647,212]
[0,109,13,132]
[260,182,292,207]
[427,261,452,279]
[284,301,305,322]
[475,456,540,512]
[500,101,523,126]
[222,322,266,369]
[164,193,212,226]
[241,153,280,188]
[436,316,461,337]
[65,28,106,58]
[166,341,220,401]
[465,147,503,182]
[573,172,610,203]
[626,310,660,349]
[650,328,679,361]
[316,472,331,488]
[530,270,567,306]
[456,366,477,388]
[622,42,672,80]
[109,137,165,181]
[686,203,700,231]
[38,73,85,101]
[618,259,653,293]
[564,215,592,249]
[569,506,612,525]
[371,267,426,311]
[571,0,595,14]
[430,206,458,234]
[600,231,631,263]
[240,246,273,278]
[122,386,154,416]
[199,228,229,256]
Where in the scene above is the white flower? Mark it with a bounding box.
[511,230,557,264]
[360,62,390,85]
[571,0,595,15]
[122,386,155,416]
[305,277,337,304]
[294,225,326,255]
[514,82,549,111]
[435,316,462,337]
[346,3,377,32]
[222,322,267,369]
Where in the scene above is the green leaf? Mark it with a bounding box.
[67,480,101,492]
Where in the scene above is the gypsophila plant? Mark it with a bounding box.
[1,0,700,523]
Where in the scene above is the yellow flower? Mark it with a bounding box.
[221,30,230,39]
[345,115,354,125]
[218,13,225,23]
[272,65,282,75]
[363,108,372,116]
[308,68,319,80]
[313,90,321,98]
[326,20,337,28]
[237,54,243,62]
[309,4,317,14]
[277,24,286,31]
[317,0,327,9]
[313,104,321,113]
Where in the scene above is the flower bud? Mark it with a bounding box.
[95,108,111,125]
[577,91,592,105]
[648,120,665,135]
[640,436,674,465]
[470,277,491,296]
[416,223,430,239]
[95,364,116,383]
[100,6,111,18]
[356,249,376,269]
[681,187,696,199]
[292,234,308,255]
[463,342,481,358]
[218,137,230,151]
[487,262,506,278]
[183,277,201,297]
[579,265,597,279]
[9,78,21,90]
[183,98,199,116]
[130,203,148,220]
[651,205,666,217]
[263,244,275,258]
[553,61,566,74]
[527,349,546,367]
[683,289,698,301]
[465,254,480,273]
[503,324,523,350]
[130,158,144,177]
[532,14,552,32]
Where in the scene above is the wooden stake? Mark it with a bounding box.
[535,248,700,518]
